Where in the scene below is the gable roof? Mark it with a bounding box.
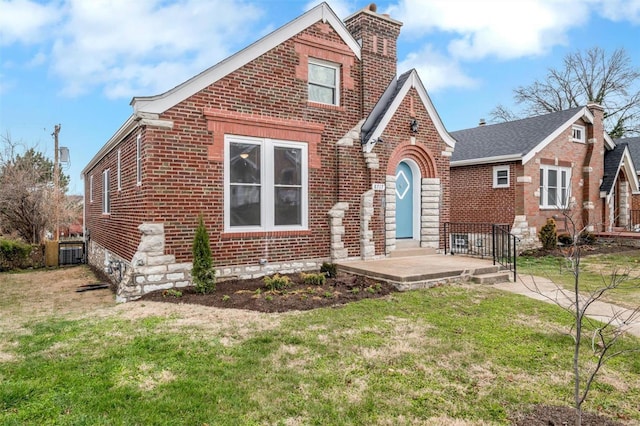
[83,2,359,177]
[361,69,456,152]
[616,136,640,174]
[450,106,593,166]
[601,142,640,196]
[131,2,359,115]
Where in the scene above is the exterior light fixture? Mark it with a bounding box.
[410,118,419,133]
[240,152,249,159]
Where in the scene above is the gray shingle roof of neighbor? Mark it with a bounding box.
[450,106,584,163]
[615,136,640,172]
[601,142,627,194]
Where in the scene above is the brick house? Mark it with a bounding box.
[616,136,640,227]
[82,2,456,302]
[449,104,638,249]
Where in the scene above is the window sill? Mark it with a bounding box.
[222,229,312,239]
[307,101,345,112]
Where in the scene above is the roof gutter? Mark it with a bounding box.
[450,154,522,167]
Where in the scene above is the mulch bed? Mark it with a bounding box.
[511,404,626,425]
[138,272,397,313]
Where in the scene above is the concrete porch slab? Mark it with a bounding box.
[336,254,503,291]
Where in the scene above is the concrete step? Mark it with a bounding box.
[471,270,512,284]
[389,247,438,258]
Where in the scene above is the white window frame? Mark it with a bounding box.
[224,135,308,232]
[572,124,585,143]
[89,174,94,203]
[117,149,122,191]
[308,59,340,106]
[493,165,510,188]
[136,134,142,186]
[539,165,571,209]
[102,169,110,214]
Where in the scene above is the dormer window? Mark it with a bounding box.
[572,125,585,143]
[308,59,339,106]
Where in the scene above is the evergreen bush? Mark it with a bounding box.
[539,218,558,250]
[192,215,216,294]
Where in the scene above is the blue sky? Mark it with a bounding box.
[1,0,639,195]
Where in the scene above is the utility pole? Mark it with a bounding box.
[53,124,61,241]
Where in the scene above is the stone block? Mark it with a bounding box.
[167,272,184,281]
[147,274,165,282]
[146,254,176,266]
[144,282,174,292]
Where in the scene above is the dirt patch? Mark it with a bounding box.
[138,273,397,313]
[511,404,625,425]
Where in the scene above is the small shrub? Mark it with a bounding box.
[192,215,216,294]
[0,239,33,271]
[222,295,230,302]
[323,291,333,298]
[539,218,557,250]
[557,233,573,246]
[579,230,596,245]
[301,272,326,285]
[265,295,273,301]
[350,288,360,294]
[162,289,182,298]
[320,262,337,278]
[263,274,291,291]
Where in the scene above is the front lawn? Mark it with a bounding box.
[518,250,640,309]
[1,270,639,425]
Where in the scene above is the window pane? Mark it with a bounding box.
[274,147,301,185]
[230,143,261,183]
[548,169,557,187]
[309,84,334,104]
[275,187,301,225]
[539,170,544,205]
[309,63,335,87]
[230,186,260,226]
[548,187,557,206]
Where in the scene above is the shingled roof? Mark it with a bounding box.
[601,143,627,194]
[616,136,640,173]
[450,106,588,165]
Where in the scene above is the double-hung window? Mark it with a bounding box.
[572,125,585,143]
[308,59,339,105]
[102,169,111,214]
[225,135,307,231]
[493,165,509,188]
[539,166,571,209]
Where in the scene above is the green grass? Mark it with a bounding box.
[518,251,640,308]
[1,285,639,425]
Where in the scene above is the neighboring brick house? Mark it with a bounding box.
[449,104,638,249]
[615,136,640,226]
[82,2,456,302]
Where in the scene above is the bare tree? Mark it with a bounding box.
[0,133,69,244]
[490,47,640,138]
[524,208,640,425]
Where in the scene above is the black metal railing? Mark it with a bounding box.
[443,222,517,281]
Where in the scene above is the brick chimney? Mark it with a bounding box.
[344,3,402,117]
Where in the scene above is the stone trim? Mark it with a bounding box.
[360,189,375,259]
[328,202,349,260]
[511,215,540,253]
[420,178,440,248]
[385,175,396,253]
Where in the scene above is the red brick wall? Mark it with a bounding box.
[521,116,604,232]
[450,162,516,225]
[345,9,401,116]
[86,22,364,265]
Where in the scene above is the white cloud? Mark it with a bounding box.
[595,0,640,23]
[388,0,590,60]
[48,0,264,98]
[398,44,478,92]
[0,0,62,45]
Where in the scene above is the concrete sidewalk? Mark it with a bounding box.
[493,275,640,338]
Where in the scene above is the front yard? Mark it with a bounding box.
[1,263,639,425]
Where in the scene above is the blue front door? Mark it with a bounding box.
[396,162,413,239]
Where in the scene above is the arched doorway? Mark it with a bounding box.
[395,160,420,240]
